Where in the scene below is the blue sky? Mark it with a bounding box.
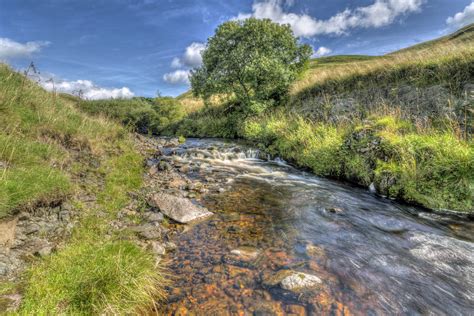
[0,0,473,98]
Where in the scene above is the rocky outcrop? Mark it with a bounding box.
[148,193,213,224]
[0,203,76,279]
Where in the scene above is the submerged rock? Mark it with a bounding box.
[305,244,325,258]
[148,193,213,224]
[327,207,343,214]
[230,247,261,261]
[263,270,323,293]
[281,272,322,292]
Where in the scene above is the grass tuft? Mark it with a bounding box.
[21,241,165,315]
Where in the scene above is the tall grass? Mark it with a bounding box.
[0,63,165,313]
[292,42,474,97]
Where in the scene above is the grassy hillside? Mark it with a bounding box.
[0,64,164,314]
[171,25,474,213]
[392,23,474,54]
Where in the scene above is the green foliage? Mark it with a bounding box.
[171,103,239,138]
[239,114,473,213]
[78,96,186,135]
[152,97,186,133]
[21,241,164,315]
[78,98,158,134]
[373,131,473,211]
[191,18,312,112]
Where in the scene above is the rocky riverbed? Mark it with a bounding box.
[1,135,473,315]
[149,137,473,315]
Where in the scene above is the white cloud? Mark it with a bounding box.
[171,57,183,68]
[174,42,206,68]
[183,42,206,67]
[313,46,332,57]
[0,38,50,60]
[40,77,134,100]
[236,0,425,37]
[166,42,205,85]
[163,70,190,84]
[446,2,474,29]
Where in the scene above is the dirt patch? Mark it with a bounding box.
[0,217,18,249]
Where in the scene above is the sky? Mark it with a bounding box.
[0,0,473,98]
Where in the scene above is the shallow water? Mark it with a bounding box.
[160,138,474,315]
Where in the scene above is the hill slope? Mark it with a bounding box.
[0,64,163,313]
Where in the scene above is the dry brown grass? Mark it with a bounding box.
[291,42,474,96]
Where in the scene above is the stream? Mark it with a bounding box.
[159,138,474,315]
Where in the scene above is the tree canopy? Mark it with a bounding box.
[190,18,312,114]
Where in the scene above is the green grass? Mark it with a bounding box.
[309,55,377,68]
[0,63,165,313]
[21,241,163,315]
[77,96,185,135]
[240,114,473,213]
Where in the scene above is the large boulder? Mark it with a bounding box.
[148,193,213,224]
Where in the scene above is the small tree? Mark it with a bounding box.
[190,18,312,115]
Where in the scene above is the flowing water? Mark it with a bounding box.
[159,138,474,315]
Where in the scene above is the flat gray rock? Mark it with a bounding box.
[148,193,213,224]
[280,272,322,292]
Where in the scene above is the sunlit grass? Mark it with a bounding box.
[291,42,474,97]
[241,113,473,212]
[0,63,165,313]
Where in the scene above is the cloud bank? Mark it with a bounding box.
[40,77,134,100]
[236,0,425,37]
[0,38,50,60]
[446,2,474,29]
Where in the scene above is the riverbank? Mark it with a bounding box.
[0,63,170,313]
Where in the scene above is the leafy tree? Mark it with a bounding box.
[191,18,312,115]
